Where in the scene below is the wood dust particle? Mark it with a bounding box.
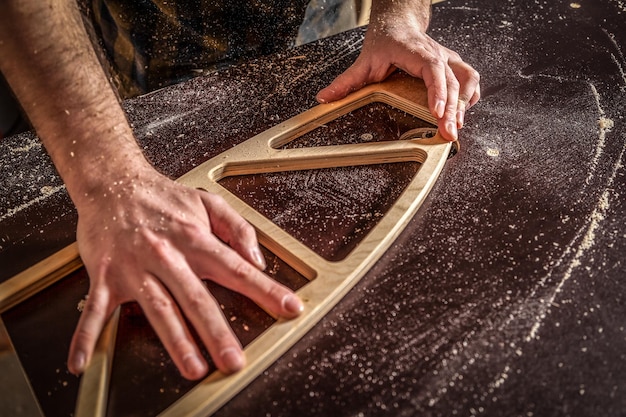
[77,297,87,312]
[598,117,614,130]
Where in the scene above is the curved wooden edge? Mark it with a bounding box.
[161,139,451,417]
[0,73,453,417]
[0,244,81,417]
[0,243,81,313]
[162,76,452,416]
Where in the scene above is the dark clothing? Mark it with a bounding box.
[90,0,310,96]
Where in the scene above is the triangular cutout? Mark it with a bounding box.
[277,101,435,149]
[219,162,421,262]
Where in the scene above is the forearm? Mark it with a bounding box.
[1,0,305,381]
[0,0,151,207]
[369,0,431,32]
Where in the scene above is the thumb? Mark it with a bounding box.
[68,288,114,375]
[317,60,397,103]
[316,61,371,104]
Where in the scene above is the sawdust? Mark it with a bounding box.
[77,295,88,312]
[0,184,66,223]
[585,83,614,186]
[8,137,42,153]
[486,148,500,157]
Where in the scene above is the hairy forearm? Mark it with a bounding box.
[369,0,432,32]
[0,0,150,206]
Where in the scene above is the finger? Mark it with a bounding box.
[453,62,480,108]
[420,61,448,121]
[190,235,303,319]
[456,99,467,130]
[452,63,481,128]
[68,287,114,375]
[152,254,247,375]
[137,276,211,380]
[199,192,266,270]
[316,57,395,104]
[469,82,481,108]
[435,65,460,141]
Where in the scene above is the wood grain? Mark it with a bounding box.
[0,73,452,417]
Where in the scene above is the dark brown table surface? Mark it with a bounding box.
[1,0,625,416]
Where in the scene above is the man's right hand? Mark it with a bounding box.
[0,0,303,381]
[69,168,304,379]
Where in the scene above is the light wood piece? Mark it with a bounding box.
[0,73,455,417]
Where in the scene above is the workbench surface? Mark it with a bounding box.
[1,0,625,416]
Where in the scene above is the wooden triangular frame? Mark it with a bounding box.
[160,73,454,416]
[0,73,455,417]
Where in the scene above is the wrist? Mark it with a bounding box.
[42,114,155,208]
[66,150,156,211]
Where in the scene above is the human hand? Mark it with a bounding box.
[67,168,303,380]
[317,12,480,141]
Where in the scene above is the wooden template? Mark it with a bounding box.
[0,73,455,416]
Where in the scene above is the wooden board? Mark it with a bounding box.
[0,73,454,416]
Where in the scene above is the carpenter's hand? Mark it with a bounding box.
[67,168,303,380]
[317,17,480,141]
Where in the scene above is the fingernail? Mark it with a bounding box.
[220,347,245,373]
[434,100,445,119]
[457,110,465,128]
[282,294,304,316]
[250,247,266,270]
[183,353,206,377]
[446,121,458,141]
[71,351,86,375]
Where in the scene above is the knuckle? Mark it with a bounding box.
[366,65,389,82]
[232,260,254,281]
[170,336,193,357]
[425,54,444,68]
[73,326,95,345]
[147,293,174,317]
[469,68,481,84]
[463,68,481,87]
[183,222,207,246]
[204,193,227,212]
[264,283,284,303]
[233,218,255,241]
[82,298,106,317]
[149,237,170,260]
[447,76,460,91]
[210,326,235,344]
[82,291,107,318]
[449,50,462,62]
[185,290,208,312]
